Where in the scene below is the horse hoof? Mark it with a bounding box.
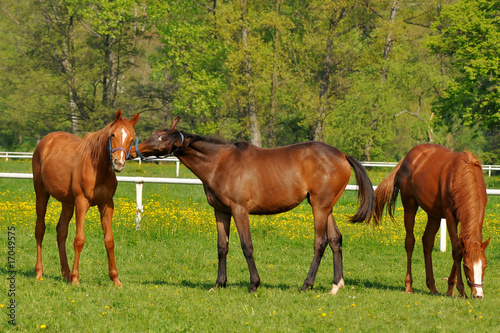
[113,280,122,287]
[329,279,345,295]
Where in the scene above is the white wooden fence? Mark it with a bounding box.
[3,152,500,177]
[2,171,500,252]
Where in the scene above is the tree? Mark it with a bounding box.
[429,0,500,130]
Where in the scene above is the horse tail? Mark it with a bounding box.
[373,159,404,225]
[345,155,375,224]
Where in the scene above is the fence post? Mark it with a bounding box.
[440,218,446,252]
[135,180,144,230]
[176,161,180,177]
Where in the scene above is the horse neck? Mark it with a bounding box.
[177,139,226,182]
[78,124,113,173]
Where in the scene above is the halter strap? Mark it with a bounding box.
[108,136,137,163]
[134,136,144,160]
[171,132,185,156]
[466,276,483,288]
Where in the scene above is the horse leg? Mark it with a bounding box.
[327,213,345,295]
[301,206,329,291]
[34,190,50,280]
[446,262,457,297]
[70,198,89,285]
[213,209,231,289]
[231,205,260,292]
[422,215,441,295]
[56,203,74,282]
[99,201,121,287]
[402,198,418,293]
[445,216,464,297]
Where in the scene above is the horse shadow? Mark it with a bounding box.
[139,277,413,294]
[0,266,69,283]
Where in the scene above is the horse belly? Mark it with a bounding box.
[246,180,307,215]
[40,158,76,203]
[402,159,445,218]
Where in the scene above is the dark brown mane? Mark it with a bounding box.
[452,151,483,242]
[185,132,227,145]
[183,132,250,153]
[234,142,251,151]
[175,131,229,155]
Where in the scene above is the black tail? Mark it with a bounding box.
[346,155,375,223]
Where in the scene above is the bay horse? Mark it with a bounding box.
[32,110,140,286]
[374,143,490,298]
[131,117,375,294]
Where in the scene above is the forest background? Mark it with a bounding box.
[0,0,499,162]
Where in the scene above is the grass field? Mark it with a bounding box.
[1,159,500,332]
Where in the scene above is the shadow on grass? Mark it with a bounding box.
[138,276,421,294]
[0,266,70,283]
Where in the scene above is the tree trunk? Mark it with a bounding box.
[62,16,79,135]
[381,0,398,82]
[102,35,119,108]
[314,8,348,141]
[241,0,261,147]
[268,0,280,147]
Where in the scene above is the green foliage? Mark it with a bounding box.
[429,0,500,130]
[0,0,498,162]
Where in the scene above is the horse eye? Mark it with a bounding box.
[111,133,115,138]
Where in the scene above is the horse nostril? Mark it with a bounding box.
[112,159,126,172]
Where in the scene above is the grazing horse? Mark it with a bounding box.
[33,110,140,286]
[374,144,490,298]
[131,117,375,294]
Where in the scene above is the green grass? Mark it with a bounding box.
[1,159,500,332]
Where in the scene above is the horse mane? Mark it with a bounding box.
[186,132,227,145]
[234,141,251,151]
[78,121,115,168]
[451,151,483,242]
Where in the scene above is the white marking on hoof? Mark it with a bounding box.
[329,278,345,295]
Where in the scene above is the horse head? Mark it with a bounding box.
[109,109,140,172]
[462,238,490,299]
[131,116,183,158]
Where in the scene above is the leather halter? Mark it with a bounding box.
[466,276,483,289]
[170,132,185,156]
[108,136,138,163]
[134,136,144,160]
[134,132,184,160]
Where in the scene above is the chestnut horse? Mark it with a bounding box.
[131,117,375,294]
[33,110,139,286]
[374,144,490,298]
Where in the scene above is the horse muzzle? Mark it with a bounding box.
[467,278,484,299]
[112,158,126,172]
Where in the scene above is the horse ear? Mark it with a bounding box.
[170,116,180,130]
[481,238,491,251]
[130,113,140,127]
[115,109,123,121]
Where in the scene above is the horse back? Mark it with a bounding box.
[397,144,485,218]
[205,141,351,214]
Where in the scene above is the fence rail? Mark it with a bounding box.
[3,151,500,177]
